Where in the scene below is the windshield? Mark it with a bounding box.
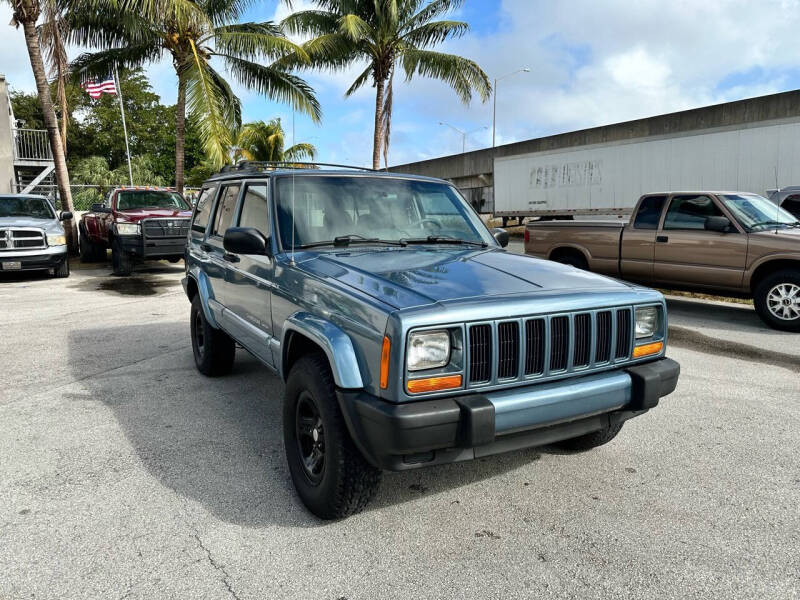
[0,196,55,219]
[275,176,495,249]
[720,194,798,230]
[116,190,189,211]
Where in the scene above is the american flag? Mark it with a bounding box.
[81,72,117,99]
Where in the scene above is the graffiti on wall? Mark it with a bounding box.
[529,159,603,189]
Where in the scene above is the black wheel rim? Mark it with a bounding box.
[296,391,325,485]
[193,309,205,357]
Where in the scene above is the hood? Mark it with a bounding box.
[116,208,193,223]
[299,247,631,310]
[0,216,62,233]
[751,227,800,240]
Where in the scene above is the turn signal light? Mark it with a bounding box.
[380,336,391,389]
[407,374,463,394]
[633,341,664,358]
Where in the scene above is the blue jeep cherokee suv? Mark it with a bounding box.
[183,162,680,519]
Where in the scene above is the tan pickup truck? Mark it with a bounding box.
[525,191,800,331]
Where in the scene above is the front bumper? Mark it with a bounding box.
[338,357,680,470]
[118,235,186,259]
[0,246,68,271]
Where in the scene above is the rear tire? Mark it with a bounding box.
[553,251,588,270]
[553,422,623,452]
[53,258,70,278]
[284,353,381,519]
[111,236,134,276]
[79,228,104,263]
[190,295,235,376]
[754,270,800,331]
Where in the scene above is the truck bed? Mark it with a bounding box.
[525,219,626,276]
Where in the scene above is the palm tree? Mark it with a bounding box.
[7,0,77,251]
[69,0,322,192]
[282,0,491,169]
[232,118,317,163]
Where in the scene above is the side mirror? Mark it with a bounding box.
[59,211,73,221]
[90,203,110,213]
[492,227,509,248]
[223,227,271,257]
[705,216,731,233]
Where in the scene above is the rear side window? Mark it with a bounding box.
[663,195,723,230]
[782,195,800,219]
[633,196,666,229]
[238,183,270,236]
[212,185,241,236]
[192,186,217,233]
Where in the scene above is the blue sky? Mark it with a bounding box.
[3,0,800,167]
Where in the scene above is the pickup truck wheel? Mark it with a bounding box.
[190,295,235,376]
[79,228,102,263]
[53,258,70,278]
[284,354,381,519]
[553,422,623,452]
[111,237,134,276]
[754,270,800,331]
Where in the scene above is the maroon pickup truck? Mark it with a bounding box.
[79,187,192,275]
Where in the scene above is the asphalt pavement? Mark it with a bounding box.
[0,259,798,599]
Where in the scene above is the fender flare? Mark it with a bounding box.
[281,312,364,389]
[185,270,220,329]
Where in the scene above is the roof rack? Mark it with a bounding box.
[218,161,378,174]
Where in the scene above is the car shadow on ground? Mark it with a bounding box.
[665,296,767,332]
[66,321,544,528]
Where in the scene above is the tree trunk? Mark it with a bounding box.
[175,71,186,193]
[21,16,77,253]
[372,77,385,170]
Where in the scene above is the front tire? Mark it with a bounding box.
[284,354,381,519]
[111,236,134,276]
[553,422,623,452]
[190,295,235,376]
[754,270,800,332]
[53,258,70,278]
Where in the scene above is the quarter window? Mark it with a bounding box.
[663,195,723,230]
[238,184,270,235]
[191,185,217,233]
[212,185,240,236]
[633,196,666,229]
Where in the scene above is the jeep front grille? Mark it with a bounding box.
[466,308,635,387]
[0,228,46,251]
[141,218,190,239]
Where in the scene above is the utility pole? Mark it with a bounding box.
[492,68,530,148]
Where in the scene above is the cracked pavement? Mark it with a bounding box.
[0,260,798,599]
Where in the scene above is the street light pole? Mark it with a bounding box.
[492,67,530,148]
[439,122,489,154]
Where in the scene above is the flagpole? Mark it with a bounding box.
[114,64,134,186]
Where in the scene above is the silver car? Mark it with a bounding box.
[0,194,71,277]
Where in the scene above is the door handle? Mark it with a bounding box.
[223,252,240,263]
[656,235,669,243]
[201,243,212,252]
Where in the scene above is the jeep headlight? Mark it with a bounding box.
[46,234,66,246]
[407,330,451,371]
[635,306,659,339]
[115,222,140,235]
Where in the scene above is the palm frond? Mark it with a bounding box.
[401,20,467,47]
[70,45,163,81]
[338,14,372,41]
[284,142,317,161]
[281,9,340,37]
[185,40,235,168]
[220,55,322,122]
[400,0,464,31]
[345,64,372,97]
[212,22,307,62]
[401,48,491,103]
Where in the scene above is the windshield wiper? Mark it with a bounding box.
[399,235,488,248]
[297,235,404,249]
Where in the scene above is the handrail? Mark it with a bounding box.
[12,128,53,161]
